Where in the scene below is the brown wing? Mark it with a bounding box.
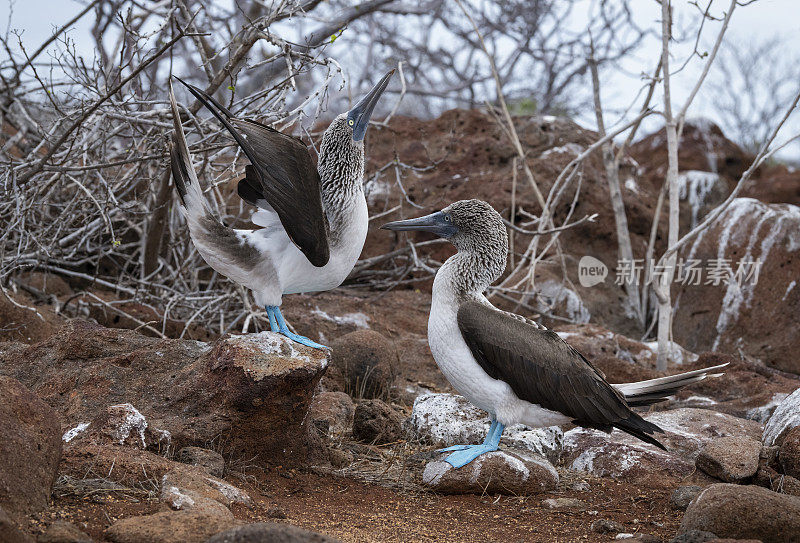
[175,79,329,267]
[456,300,664,448]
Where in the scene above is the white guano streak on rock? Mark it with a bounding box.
[110,404,148,447]
[687,199,800,351]
[421,461,450,486]
[678,170,721,228]
[310,307,370,329]
[62,422,90,442]
[763,388,800,446]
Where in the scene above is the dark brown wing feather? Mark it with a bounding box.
[457,300,665,449]
[176,79,329,267]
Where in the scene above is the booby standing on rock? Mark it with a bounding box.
[382,199,727,468]
[168,71,394,349]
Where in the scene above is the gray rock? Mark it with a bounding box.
[204,522,341,542]
[696,437,761,482]
[0,376,61,521]
[352,399,404,444]
[38,521,93,543]
[679,483,800,542]
[421,450,558,495]
[178,447,225,478]
[409,393,564,463]
[670,486,703,511]
[563,408,762,481]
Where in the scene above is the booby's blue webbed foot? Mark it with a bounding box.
[442,420,505,468]
[266,306,329,350]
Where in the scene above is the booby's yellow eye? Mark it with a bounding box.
[348,119,354,126]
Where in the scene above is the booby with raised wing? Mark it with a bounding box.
[381,199,727,467]
[168,70,394,349]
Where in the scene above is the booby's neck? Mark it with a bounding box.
[435,240,508,301]
[317,116,366,240]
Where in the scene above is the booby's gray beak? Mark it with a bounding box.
[349,69,395,141]
[380,211,458,239]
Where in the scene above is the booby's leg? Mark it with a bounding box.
[268,306,329,350]
[442,421,506,468]
[266,306,280,332]
[437,420,499,452]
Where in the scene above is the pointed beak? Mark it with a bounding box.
[350,69,395,141]
[380,211,458,239]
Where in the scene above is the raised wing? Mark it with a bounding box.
[457,300,665,448]
[175,78,329,267]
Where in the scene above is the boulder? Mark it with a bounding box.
[329,330,396,399]
[0,376,61,521]
[679,483,800,543]
[763,387,800,446]
[160,465,252,513]
[307,391,355,438]
[673,198,800,375]
[541,497,586,510]
[591,518,625,534]
[352,400,404,444]
[752,465,800,497]
[778,426,800,479]
[177,447,225,477]
[671,486,703,511]
[562,408,761,481]
[695,437,761,482]
[409,393,564,463]
[61,443,175,488]
[105,510,240,543]
[38,521,93,543]
[205,522,342,543]
[0,505,33,543]
[421,450,558,495]
[0,321,328,465]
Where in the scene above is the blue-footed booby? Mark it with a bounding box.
[168,71,394,349]
[381,200,727,468]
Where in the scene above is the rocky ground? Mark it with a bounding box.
[2,110,800,542]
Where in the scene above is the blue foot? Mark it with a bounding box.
[444,444,500,468]
[266,306,329,350]
[440,419,505,468]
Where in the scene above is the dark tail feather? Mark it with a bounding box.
[614,412,667,451]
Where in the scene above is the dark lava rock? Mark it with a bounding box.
[307,391,355,438]
[178,447,225,477]
[696,437,761,482]
[671,485,703,511]
[421,450,558,495]
[0,376,61,521]
[205,522,342,543]
[0,505,33,543]
[679,483,800,542]
[330,330,396,399]
[0,320,328,465]
[752,465,800,497]
[105,509,239,543]
[778,426,800,479]
[591,518,624,534]
[352,399,404,444]
[38,520,93,543]
[669,531,719,543]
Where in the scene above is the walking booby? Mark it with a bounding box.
[168,71,394,349]
[381,199,727,468]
